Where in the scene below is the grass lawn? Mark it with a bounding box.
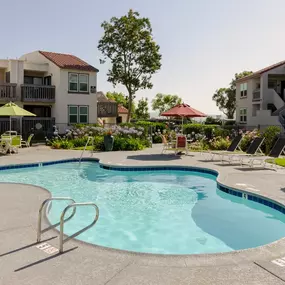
[266,158,285,167]
[72,146,94,151]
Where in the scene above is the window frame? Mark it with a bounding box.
[239,108,247,123]
[78,74,89,92]
[79,105,89,124]
[68,105,89,124]
[68,72,89,93]
[240,82,248,98]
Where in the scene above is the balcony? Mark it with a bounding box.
[97,102,118,117]
[252,89,261,101]
[0,83,18,101]
[21,84,55,103]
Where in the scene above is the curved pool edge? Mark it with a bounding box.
[0,157,285,261]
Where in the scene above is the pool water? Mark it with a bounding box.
[0,161,285,254]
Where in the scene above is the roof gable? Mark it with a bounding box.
[237,60,285,82]
[39,51,99,72]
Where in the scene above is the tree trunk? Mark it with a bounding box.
[127,93,132,123]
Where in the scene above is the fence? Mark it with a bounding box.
[0,117,55,141]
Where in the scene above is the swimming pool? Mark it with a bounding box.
[0,160,285,255]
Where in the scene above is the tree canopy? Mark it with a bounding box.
[106,91,135,115]
[212,71,252,119]
[98,9,162,122]
[135,97,150,120]
[151,93,183,114]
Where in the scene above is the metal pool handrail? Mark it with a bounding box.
[79,136,94,163]
[37,197,76,243]
[59,202,99,253]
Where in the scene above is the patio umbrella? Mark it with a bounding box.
[0,102,36,134]
[161,103,206,133]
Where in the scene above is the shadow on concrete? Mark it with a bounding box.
[214,163,237,167]
[0,236,57,258]
[198,160,222,163]
[235,167,275,172]
[280,187,285,193]
[14,246,78,272]
[127,154,183,161]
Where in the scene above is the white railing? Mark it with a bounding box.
[268,89,284,110]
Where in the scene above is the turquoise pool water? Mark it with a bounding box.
[0,161,285,254]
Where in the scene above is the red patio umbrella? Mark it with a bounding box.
[161,103,206,133]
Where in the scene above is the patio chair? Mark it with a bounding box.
[0,139,10,154]
[245,137,285,168]
[21,134,34,147]
[11,135,22,153]
[204,135,243,161]
[161,135,175,154]
[175,135,188,155]
[221,137,264,165]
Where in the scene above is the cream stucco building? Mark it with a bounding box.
[236,61,285,130]
[0,50,100,136]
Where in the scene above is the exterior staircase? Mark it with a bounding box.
[279,108,285,132]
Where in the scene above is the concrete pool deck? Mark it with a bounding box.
[1,145,285,284]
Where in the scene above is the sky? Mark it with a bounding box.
[2,0,285,115]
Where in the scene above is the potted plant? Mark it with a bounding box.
[104,130,114,151]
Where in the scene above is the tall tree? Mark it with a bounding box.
[212,71,252,119]
[98,9,162,122]
[135,97,150,120]
[151,93,183,114]
[106,91,127,107]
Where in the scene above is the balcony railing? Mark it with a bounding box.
[0,83,17,101]
[252,89,261,101]
[97,102,118,118]
[21,84,55,103]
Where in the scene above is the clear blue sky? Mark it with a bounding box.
[2,0,285,114]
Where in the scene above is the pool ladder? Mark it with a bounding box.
[37,197,99,253]
[79,136,94,163]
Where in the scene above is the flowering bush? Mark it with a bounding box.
[66,125,144,140]
[239,129,260,151]
[262,126,281,154]
[209,136,231,150]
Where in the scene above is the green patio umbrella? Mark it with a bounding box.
[0,102,36,134]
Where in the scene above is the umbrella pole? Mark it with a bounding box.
[182,116,184,134]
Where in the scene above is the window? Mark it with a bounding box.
[69,74,78,92]
[69,106,78,123]
[68,73,89,93]
[68,105,89,124]
[239,108,247,123]
[79,106,88,123]
[79,74,88,92]
[240,83,247,98]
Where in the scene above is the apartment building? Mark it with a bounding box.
[236,61,285,129]
[0,50,101,135]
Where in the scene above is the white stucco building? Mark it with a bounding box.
[0,50,100,135]
[236,61,285,129]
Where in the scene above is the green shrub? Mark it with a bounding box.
[73,123,100,128]
[51,139,73,149]
[213,127,231,138]
[209,137,230,150]
[263,126,281,154]
[152,135,162,144]
[72,137,89,147]
[93,136,104,151]
[113,137,145,151]
[183,124,218,139]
